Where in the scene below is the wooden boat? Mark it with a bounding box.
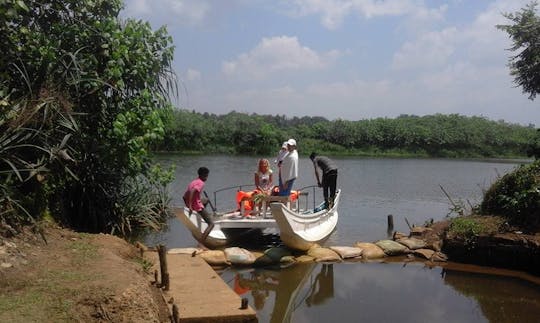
[270,189,340,251]
[175,185,340,250]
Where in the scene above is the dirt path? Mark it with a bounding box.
[0,223,169,322]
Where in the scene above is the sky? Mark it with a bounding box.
[122,0,539,126]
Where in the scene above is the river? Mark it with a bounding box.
[144,154,540,323]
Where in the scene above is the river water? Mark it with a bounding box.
[144,155,540,323]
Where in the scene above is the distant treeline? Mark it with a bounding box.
[155,109,536,158]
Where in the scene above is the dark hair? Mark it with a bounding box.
[309,152,317,160]
[198,167,209,177]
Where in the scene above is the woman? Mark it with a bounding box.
[254,158,273,195]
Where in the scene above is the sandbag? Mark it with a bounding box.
[307,247,341,262]
[354,242,385,259]
[329,246,363,259]
[396,237,427,250]
[375,239,409,256]
[199,250,230,266]
[224,247,256,266]
[168,247,203,255]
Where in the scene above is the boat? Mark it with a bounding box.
[174,184,340,250]
[270,189,340,251]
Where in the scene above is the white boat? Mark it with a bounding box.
[270,189,340,251]
[175,185,340,250]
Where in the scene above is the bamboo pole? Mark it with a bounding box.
[157,244,170,291]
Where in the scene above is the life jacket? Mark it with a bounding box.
[236,189,299,214]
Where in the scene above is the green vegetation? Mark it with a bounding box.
[1,0,175,234]
[158,110,536,158]
[497,1,540,100]
[475,3,540,231]
[480,160,540,229]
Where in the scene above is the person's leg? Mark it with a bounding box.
[328,171,337,207]
[321,173,330,208]
[278,179,295,196]
[199,208,214,241]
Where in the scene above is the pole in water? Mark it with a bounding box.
[387,214,394,229]
[387,214,394,238]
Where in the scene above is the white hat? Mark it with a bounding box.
[281,141,288,148]
[286,138,296,146]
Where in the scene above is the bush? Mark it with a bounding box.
[480,160,540,229]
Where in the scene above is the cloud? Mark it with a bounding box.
[123,0,211,26]
[284,0,445,29]
[222,36,340,79]
[186,68,201,81]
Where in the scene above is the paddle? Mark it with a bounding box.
[203,191,217,214]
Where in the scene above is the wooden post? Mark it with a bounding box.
[172,303,180,323]
[387,214,394,238]
[157,244,170,291]
[240,298,248,309]
[387,214,394,229]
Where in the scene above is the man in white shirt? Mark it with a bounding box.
[279,138,298,196]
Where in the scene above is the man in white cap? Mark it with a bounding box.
[279,138,298,196]
[275,141,289,165]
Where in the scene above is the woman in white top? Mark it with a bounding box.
[254,158,273,195]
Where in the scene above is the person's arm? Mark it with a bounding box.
[254,172,261,191]
[269,173,273,188]
[313,161,321,187]
[187,189,195,214]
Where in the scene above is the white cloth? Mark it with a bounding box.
[275,149,289,164]
[281,149,298,182]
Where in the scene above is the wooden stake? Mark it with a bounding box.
[157,244,170,291]
[240,298,249,309]
[172,303,180,323]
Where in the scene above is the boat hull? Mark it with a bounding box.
[270,190,341,251]
[173,207,278,249]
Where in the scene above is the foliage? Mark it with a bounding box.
[480,160,540,229]
[497,1,540,100]
[1,0,176,234]
[157,110,536,158]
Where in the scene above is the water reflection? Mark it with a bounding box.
[231,263,334,323]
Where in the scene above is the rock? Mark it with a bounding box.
[413,249,435,260]
[307,247,341,262]
[431,252,448,262]
[199,250,230,266]
[329,246,363,259]
[354,242,386,259]
[264,247,292,262]
[224,247,256,265]
[410,226,432,236]
[1,262,13,268]
[375,239,409,256]
[397,237,427,250]
[280,256,296,264]
[295,255,315,263]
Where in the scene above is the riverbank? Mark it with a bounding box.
[0,222,170,322]
[1,216,539,322]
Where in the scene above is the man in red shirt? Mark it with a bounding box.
[183,167,214,241]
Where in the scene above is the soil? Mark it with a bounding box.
[0,222,170,323]
[1,216,539,322]
[416,218,540,276]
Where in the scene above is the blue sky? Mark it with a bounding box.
[123,0,539,126]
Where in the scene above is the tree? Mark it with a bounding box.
[497,1,540,100]
[1,0,176,235]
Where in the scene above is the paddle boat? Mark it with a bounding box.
[174,185,341,250]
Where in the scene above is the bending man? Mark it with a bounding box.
[309,152,338,209]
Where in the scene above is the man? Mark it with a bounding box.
[279,138,298,196]
[309,152,338,209]
[183,167,214,241]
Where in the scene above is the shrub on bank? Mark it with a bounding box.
[480,160,540,230]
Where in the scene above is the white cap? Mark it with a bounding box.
[286,138,296,146]
[281,141,288,148]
